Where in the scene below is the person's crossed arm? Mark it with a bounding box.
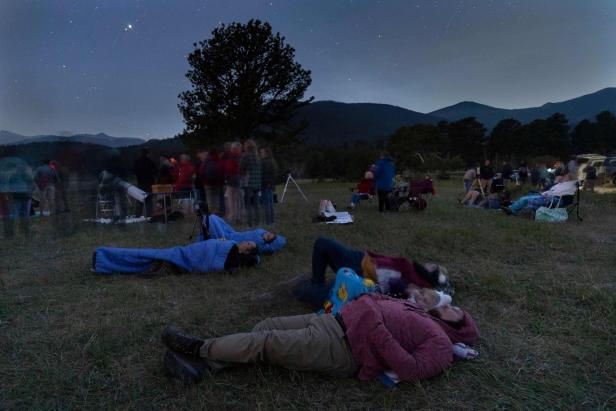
[369,316,453,382]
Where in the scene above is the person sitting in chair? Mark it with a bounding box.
[501,177,577,216]
[202,214,286,255]
[347,171,375,210]
[291,237,453,308]
[160,293,479,385]
[92,239,259,275]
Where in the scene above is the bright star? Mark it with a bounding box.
[124,23,133,31]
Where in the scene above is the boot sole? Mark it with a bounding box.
[163,350,204,384]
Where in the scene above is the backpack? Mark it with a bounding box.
[535,207,568,222]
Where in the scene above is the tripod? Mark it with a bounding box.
[188,201,210,242]
[280,173,308,203]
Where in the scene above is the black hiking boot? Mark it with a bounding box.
[163,350,209,384]
[162,325,205,357]
[500,206,513,215]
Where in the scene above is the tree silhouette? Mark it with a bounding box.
[489,118,522,160]
[446,117,486,164]
[387,124,448,170]
[178,20,312,149]
[595,110,616,154]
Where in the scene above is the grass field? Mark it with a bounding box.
[1,180,615,410]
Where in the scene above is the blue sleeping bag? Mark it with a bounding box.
[94,239,235,274]
[205,214,286,254]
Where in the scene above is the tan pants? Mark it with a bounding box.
[224,186,240,223]
[199,313,357,376]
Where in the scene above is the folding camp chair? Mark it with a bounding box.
[546,182,582,222]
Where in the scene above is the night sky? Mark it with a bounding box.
[1,0,615,139]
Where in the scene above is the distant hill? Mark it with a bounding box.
[0,130,144,147]
[430,87,616,128]
[295,101,442,146]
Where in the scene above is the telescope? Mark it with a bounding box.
[98,170,147,203]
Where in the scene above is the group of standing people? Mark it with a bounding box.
[132,141,279,226]
[1,157,71,239]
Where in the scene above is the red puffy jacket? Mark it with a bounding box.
[340,294,478,382]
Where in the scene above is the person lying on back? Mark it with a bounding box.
[202,214,286,255]
[161,293,479,385]
[92,239,259,275]
[291,237,453,308]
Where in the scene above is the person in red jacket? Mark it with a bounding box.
[348,171,375,210]
[160,293,479,384]
[223,142,242,224]
[291,237,453,308]
[173,154,195,193]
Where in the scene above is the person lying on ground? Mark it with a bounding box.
[501,178,578,216]
[291,237,453,308]
[160,293,479,385]
[202,214,286,255]
[347,171,375,210]
[321,267,452,316]
[92,239,259,275]
[317,268,475,387]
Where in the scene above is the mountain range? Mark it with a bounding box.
[0,131,144,147]
[294,101,441,145]
[2,87,615,148]
[429,87,616,129]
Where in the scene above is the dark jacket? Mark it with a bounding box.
[261,157,278,190]
[374,157,395,191]
[199,153,224,188]
[479,164,494,180]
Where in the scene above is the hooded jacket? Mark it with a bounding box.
[340,294,478,382]
[94,239,235,274]
[374,156,395,191]
[205,214,286,254]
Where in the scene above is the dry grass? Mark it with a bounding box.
[1,181,615,410]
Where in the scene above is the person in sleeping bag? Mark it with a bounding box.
[292,237,454,308]
[92,239,259,275]
[202,214,286,255]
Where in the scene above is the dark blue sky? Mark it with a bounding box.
[1,0,615,138]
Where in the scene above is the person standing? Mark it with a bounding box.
[260,147,278,225]
[374,152,395,212]
[240,140,262,227]
[567,156,578,181]
[585,163,597,192]
[518,161,528,184]
[193,150,208,204]
[224,142,242,224]
[462,166,476,193]
[33,159,58,215]
[501,161,513,184]
[158,155,174,185]
[132,148,158,216]
[49,160,70,213]
[173,154,196,194]
[2,159,34,239]
[479,160,494,194]
[200,149,224,214]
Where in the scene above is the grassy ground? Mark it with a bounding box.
[1,181,615,410]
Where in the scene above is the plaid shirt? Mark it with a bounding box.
[239,152,262,189]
